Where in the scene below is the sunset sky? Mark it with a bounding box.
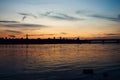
[0,0,120,39]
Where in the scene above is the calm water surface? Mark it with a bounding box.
[0,44,120,80]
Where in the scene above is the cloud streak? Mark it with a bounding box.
[29,34,55,36]
[3,30,23,34]
[90,14,120,22]
[0,20,47,28]
[0,20,19,23]
[101,33,120,39]
[40,12,83,21]
[3,23,47,28]
[104,33,120,36]
[19,13,37,21]
[60,32,67,35]
[8,35,16,38]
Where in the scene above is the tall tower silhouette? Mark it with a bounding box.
[26,34,28,39]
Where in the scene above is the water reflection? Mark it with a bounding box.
[0,44,120,79]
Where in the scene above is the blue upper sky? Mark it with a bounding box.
[0,0,120,39]
[0,0,119,17]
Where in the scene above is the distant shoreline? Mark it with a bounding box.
[0,38,120,44]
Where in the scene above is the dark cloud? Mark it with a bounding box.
[19,13,37,21]
[0,20,19,23]
[40,12,83,21]
[105,33,120,36]
[101,33,120,39]
[0,20,48,30]
[40,11,53,16]
[90,14,120,22]
[105,34,118,35]
[3,23,47,28]
[19,13,37,18]
[60,32,67,35]
[51,14,81,21]
[29,34,55,36]
[4,30,22,34]
[8,35,16,38]
[51,14,83,21]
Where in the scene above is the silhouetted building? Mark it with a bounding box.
[26,34,28,39]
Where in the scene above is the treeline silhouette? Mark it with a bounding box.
[0,37,120,44]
